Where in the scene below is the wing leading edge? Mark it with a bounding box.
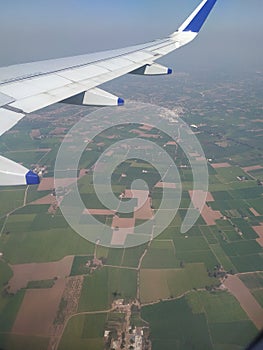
[0,0,218,186]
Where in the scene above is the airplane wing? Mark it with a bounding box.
[0,0,217,186]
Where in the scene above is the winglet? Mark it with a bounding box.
[178,0,217,33]
[26,170,40,185]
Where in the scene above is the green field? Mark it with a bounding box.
[78,267,137,312]
[215,167,253,184]
[0,226,94,264]
[229,254,263,273]
[122,244,147,267]
[26,279,55,289]
[210,321,257,347]
[230,218,259,240]
[186,291,249,323]
[200,225,218,244]
[4,150,48,168]
[142,290,257,350]
[142,240,179,268]
[239,272,263,289]
[252,289,263,308]
[70,255,94,276]
[0,189,25,216]
[58,314,106,350]
[238,273,263,308]
[209,244,236,272]
[142,297,213,350]
[0,290,25,333]
[0,260,13,287]
[106,248,124,266]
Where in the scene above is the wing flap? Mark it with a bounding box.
[96,57,137,71]
[0,92,15,107]
[124,51,154,63]
[57,65,109,82]
[0,75,72,100]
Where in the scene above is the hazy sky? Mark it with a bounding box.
[0,0,262,73]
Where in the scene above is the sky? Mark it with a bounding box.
[0,0,262,73]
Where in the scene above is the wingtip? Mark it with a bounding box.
[179,0,218,33]
[26,170,40,185]
[118,97,125,106]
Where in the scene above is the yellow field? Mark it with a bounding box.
[140,263,218,304]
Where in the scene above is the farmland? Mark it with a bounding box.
[142,291,258,350]
[58,314,106,350]
[140,263,218,303]
[0,71,262,349]
[78,267,137,312]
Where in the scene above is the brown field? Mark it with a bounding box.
[105,150,114,157]
[140,269,170,303]
[108,189,153,244]
[253,225,263,247]
[139,124,153,131]
[112,217,135,229]
[155,182,177,189]
[38,178,76,191]
[125,189,148,207]
[200,204,222,225]
[129,129,159,139]
[38,170,87,191]
[83,209,115,216]
[196,156,206,162]
[30,129,41,138]
[189,152,202,158]
[79,169,88,178]
[111,216,136,244]
[111,228,134,246]
[242,165,263,172]
[140,133,159,139]
[205,192,215,202]
[125,189,153,220]
[9,256,74,293]
[134,198,153,220]
[189,190,209,209]
[165,141,177,146]
[50,127,67,135]
[189,190,221,225]
[211,162,231,168]
[224,275,263,330]
[12,278,66,337]
[250,208,261,216]
[31,194,56,205]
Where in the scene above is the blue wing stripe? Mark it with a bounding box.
[183,0,217,33]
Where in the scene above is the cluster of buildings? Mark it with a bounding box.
[103,299,150,350]
[104,326,145,350]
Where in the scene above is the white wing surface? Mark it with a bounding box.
[0,0,218,186]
